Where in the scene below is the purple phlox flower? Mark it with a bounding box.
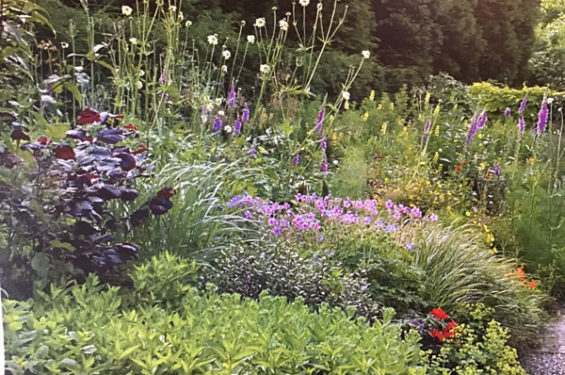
[228,86,236,107]
[268,217,278,227]
[375,220,385,228]
[392,211,402,220]
[492,165,501,176]
[410,206,422,219]
[504,107,512,117]
[315,105,325,132]
[213,116,223,132]
[273,227,282,235]
[243,210,252,219]
[321,136,327,151]
[518,95,528,114]
[246,274,252,282]
[320,160,328,172]
[385,200,394,210]
[429,213,438,222]
[404,243,414,251]
[293,153,300,167]
[518,117,525,135]
[159,69,167,85]
[247,148,257,155]
[227,195,242,207]
[318,235,325,242]
[242,105,250,122]
[234,118,242,135]
[536,97,549,136]
[364,216,372,224]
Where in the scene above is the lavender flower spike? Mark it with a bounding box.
[242,105,250,122]
[518,95,528,114]
[536,96,549,136]
[213,116,223,132]
[228,86,236,107]
[293,154,300,167]
[233,118,242,135]
[315,105,325,132]
[504,107,512,117]
[518,117,525,135]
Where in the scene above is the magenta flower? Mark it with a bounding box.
[234,118,242,135]
[492,165,501,176]
[518,117,525,135]
[536,97,549,136]
[518,95,528,114]
[242,105,250,122]
[321,136,327,151]
[228,86,236,107]
[320,160,328,172]
[504,107,512,117]
[429,213,438,222]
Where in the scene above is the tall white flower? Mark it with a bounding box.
[207,34,218,45]
[279,19,289,31]
[185,20,193,28]
[222,50,231,60]
[342,91,350,101]
[255,18,266,28]
[221,65,228,73]
[260,64,271,75]
[168,5,177,13]
[247,35,255,44]
[122,5,133,16]
[362,50,370,59]
[136,81,143,89]
[299,0,310,6]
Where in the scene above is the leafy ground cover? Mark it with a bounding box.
[1,0,564,374]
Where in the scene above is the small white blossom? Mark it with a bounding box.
[317,3,323,11]
[122,5,133,16]
[247,35,255,44]
[168,5,177,12]
[332,160,339,165]
[299,0,310,6]
[342,90,350,101]
[129,37,138,45]
[214,98,223,106]
[185,20,193,28]
[362,50,370,59]
[254,18,266,28]
[221,65,228,73]
[548,97,555,104]
[178,11,184,20]
[136,81,143,89]
[207,103,215,112]
[279,19,289,31]
[260,64,271,75]
[222,50,231,60]
[207,34,218,45]
[61,42,69,49]
[218,110,225,116]
[224,125,233,133]
[139,70,145,77]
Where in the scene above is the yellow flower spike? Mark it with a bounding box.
[433,152,439,162]
[377,104,383,110]
[434,125,440,137]
[434,105,441,117]
[381,122,388,135]
[344,101,350,110]
[492,247,498,254]
[361,112,369,121]
[425,93,431,104]
[369,90,375,101]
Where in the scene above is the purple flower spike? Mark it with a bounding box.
[315,105,325,132]
[536,97,549,136]
[320,160,328,172]
[159,69,167,85]
[213,116,223,132]
[242,105,250,122]
[504,107,512,117]
[234,118,242,135]
[293,154,300,167]
[518,117,525,135]
[477,110,488,129]
[321,136,327,151]
[518,95,528,114]
[492,165,501,176]
[228,86,236,107]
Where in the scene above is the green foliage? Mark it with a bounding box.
[207,236,380,320]
[426,304,527,375]
[530,12,565,90]
[4,258,426,375]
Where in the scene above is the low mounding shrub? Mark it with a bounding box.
[207,236,380,320]
[4,253,426,375]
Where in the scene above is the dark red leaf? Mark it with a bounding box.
[78,107,101,125]
[11,129,30,141]
[132,144,149,155]
[55,145,76,160]
[157,187,175,199]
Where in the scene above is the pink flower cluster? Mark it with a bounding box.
[228,193,438,236]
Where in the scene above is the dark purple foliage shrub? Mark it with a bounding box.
[0,108,174,293]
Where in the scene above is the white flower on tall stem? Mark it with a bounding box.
[61,42,69,49]
[169,5,177,13]
[178,11,184,20]
[260,64,271,75]
[207,34,218,45]
[221,65,228,73]
[362,50,370,59]
[122,5,133,16]
[222,50,231,60]
[299,0,310,6]
[279,19,289,31]
[136,81,143,89]
[247,35,255,44]
[139,70,145,77]
[129,37,138,45]
[185,20,192,28]
[254,18,266,28]
[342,90,350,101]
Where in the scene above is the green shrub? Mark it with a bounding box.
[207,236,380,320]
[4,254,426,375]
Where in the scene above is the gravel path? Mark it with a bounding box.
[521,309,565,375]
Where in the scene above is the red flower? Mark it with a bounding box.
[430,330,445,342]
[442,321,458,339]
[528,281,538,289]
[430,308,449,321]
[54,145,76,160]
[78,107,101,125]
[38,136,50,145]
[124,123,137,130]
[454,165,463,172]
